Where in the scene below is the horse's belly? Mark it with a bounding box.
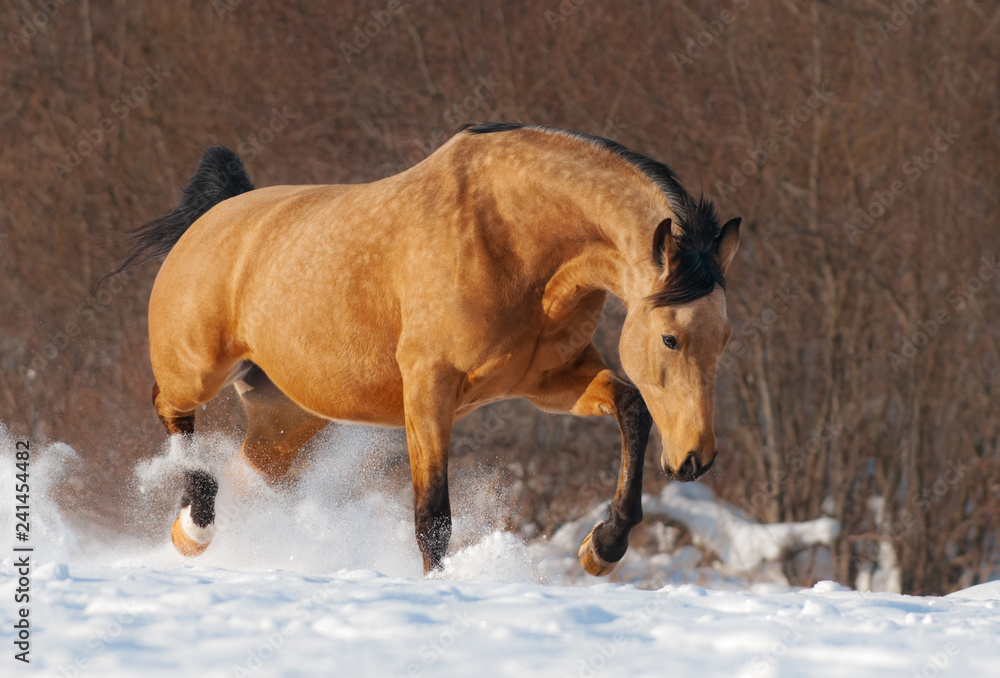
[269,363,404,426]
[249,341,405,427]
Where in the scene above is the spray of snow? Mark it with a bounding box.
[2,423,842,590]
[1,423,536,581]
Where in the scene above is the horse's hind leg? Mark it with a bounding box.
[153,383,220,557]
[234,364,328,485]
[153,347,249,557]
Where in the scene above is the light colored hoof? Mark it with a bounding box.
[170,506,214,557]
[578,522,618,577]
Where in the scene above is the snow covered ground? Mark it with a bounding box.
[2,427,999,677]
[4,558,1000,677]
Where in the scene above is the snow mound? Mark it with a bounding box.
[533,481,840,590]
[648,481,841,571]
[945,580,1000,601]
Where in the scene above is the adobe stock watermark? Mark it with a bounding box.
[740,618,808,678]
[719,284,803,370]
[599,115,628,140]
[453,400,515,456]
[715,87,834,199]
[0,198,13,264]
[231,580,347,677]
[394,612,478,678]
[6,0,73,52]
[394,74,500,171]
[564,595,663,678]
[57,601,141,677]
[51,65,170,180]
[211,0,244,17]
[886,254,998,372]
[552,307,604,364]
[339,0,421,64]
[908,608,998,678]
[544,0,589,30]
[442,75,502,128]
[672,0,751,71]
[876,0,940,42]
[738,418,844,518]
[843,125,960,244]
[857,460,969,563]
[577,464,623,509]
[28,270,136,377]
[236,107,297,163]
[911,641,962,678]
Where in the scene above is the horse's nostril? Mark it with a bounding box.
[701,453,716,476]
[678,452,700,481]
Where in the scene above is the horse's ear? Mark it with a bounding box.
[651,217,678,269]
[717,217,741,274]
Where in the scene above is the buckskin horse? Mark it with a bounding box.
[107,122,740,576]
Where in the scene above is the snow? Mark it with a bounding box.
[2,426,1000,676]
[3,562,1000,677]
[533,481,841,590]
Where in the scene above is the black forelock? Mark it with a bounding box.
[647,198,726,307]
[462,123,725,306]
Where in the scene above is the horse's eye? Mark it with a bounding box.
[662,335,678,350]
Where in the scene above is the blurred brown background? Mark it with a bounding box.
[1,0,998,594]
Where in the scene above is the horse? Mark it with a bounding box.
[106,122,740,576]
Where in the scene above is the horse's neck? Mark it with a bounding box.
[434,133,667,310]
[548,194,662,310]
[531,201,660,317]
[551,239,657,316]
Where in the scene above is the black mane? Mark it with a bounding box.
[461,122,725,306]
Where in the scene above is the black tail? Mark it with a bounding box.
[100,147,254,284]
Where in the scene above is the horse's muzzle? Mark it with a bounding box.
[664,451,716,482]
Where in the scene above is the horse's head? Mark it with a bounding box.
[619,211,740,482]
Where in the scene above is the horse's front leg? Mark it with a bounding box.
[401,364,459,573]
[525,344,652,576]
[575,375,651,575]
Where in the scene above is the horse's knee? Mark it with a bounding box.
[171,469,218,557]
[613,381,651,430]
